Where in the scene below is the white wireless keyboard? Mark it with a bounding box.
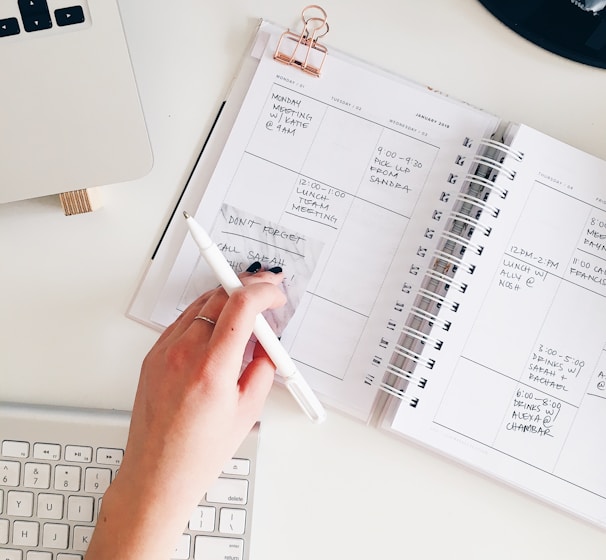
[0,401,259,560]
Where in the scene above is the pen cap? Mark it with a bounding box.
[285,377,327,424]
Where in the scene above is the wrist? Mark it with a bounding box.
[87,470,190,560]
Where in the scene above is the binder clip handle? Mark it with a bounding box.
[274,4,329,77]
[301,5,329,42]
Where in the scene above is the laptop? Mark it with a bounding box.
[0,0,153,203]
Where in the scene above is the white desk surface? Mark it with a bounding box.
[2,0,605,557]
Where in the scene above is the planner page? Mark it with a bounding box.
[149,23,499,420]
[389,124,606,527]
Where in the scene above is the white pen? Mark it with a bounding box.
[183,211,327,424]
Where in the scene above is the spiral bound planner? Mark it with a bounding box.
[129,9,606,529]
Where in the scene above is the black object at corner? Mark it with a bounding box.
[478,0,606,69]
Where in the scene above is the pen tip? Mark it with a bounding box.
[183,211,190,219]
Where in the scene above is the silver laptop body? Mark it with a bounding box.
[0,0,152,203]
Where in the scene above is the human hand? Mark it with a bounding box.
[86,266,286,560]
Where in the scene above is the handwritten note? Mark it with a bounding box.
[264,91,314,137]
[180,204,323,335]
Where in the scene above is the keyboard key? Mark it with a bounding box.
[67,496,94,522]
[1,549,22,560]
[42,522,69,549]
[18,0,52,32]
[0,518,8,544]
[206,478,248,505]
[7,490,35,517]
[84,467,111,493]
[27,551,52,560]
[72,525,94,551]
[23,463,51,489]
[222,458,250,476]
[0,17,20,37]
[65,446,92,463]
[55,6,85,27]
[218,508,246,535]
[194,536,244,560]
[2,440,30,458]
[54,465,81,491]
[96,448,123,466]
[188,505,216,532]
[0,460,20,486]
[57,555,82,560]
[33,443,61,461]
[13,520,39,547]
[172,534,191,560]
[38,493,64,520]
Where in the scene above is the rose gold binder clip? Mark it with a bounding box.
[274,5,329,77]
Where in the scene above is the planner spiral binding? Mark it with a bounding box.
[274,4,329,76]
[377,136,526,408]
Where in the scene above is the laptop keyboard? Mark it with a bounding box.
[0,402,260,560]
[0,0,90,39]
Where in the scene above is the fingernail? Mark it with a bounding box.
[246,261,262,273]
[268,266,282,274]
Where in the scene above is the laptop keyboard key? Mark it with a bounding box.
[55,6,85,27]
[18,0,52,32]
[0,17,20,37]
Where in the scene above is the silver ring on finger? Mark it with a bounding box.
[194,315,216,326]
